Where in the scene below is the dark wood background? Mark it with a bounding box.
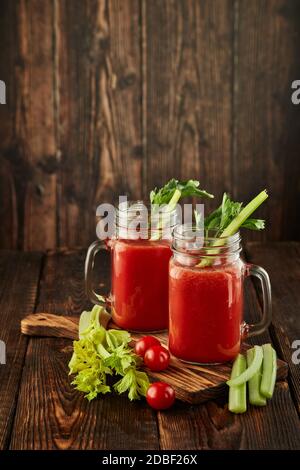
[1,0,300,251]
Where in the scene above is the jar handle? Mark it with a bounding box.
[85,240,109,306]
[244,263,272,337]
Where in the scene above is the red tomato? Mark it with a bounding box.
[146,382,175,410]
[144,345,170,371]
[134,336,161,357]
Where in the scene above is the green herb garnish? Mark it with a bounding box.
[150,179,213,240]
[150,179,214,207]
[69,306,149,401]
[204,192,266,236]
[198,190,268,267]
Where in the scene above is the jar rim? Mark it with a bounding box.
[115,200,178,235]
[173,224,241,243]
[172,224,241,259]
[116,199,178,214]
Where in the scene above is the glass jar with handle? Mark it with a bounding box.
[169,225,272,364]
[85,201,178,332]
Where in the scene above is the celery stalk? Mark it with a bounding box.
[247,348,267,406]
[150,189,182,241]
[198,190,268,267]
[221,190,268,238]
[226,346,263,387]
[168,188,182,207]
[228,354,247,414]
[260,344,277,399]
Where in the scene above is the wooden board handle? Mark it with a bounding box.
[21,311,112,339]
[21,313,80,339]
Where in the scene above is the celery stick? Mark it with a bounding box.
[228,354,247,414]
[260,344,277,398]
[221,190,268,238]
[247,348,267,406]
[197,190,268,267]
[168,188,182,207]
[150,189,182,241]
[226,345,263,387]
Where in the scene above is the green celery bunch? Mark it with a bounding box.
[69,306,149,401]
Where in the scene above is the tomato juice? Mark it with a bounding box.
[111,239,172,331]
[169,258,243,363]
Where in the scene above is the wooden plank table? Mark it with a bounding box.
[0,243,300,450]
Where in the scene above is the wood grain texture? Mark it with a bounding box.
[158,381,300,450]
[0,0,58,250]
[0,250,42,450]
[1,1,300,249]
[245,241,300,413]
[21,313,79,340]
[0,2,17,249]
[20,312,288,404]
[10,249,159,450]
[56,0,142,247]
[233,0,300,242]
[143,0,233,212]
[2,246,300,450]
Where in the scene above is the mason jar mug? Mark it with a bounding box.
[169,225,272,364]
[85,201,178,332]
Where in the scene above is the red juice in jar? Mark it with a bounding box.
[169,258,243,364]
[111,239,172,331]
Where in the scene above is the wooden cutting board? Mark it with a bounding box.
[21,313,288,404]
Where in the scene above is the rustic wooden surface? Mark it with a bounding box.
[233,0,300,242]
[0,251,42,449]
[245,242,300,414]
[21,312,288,405]
[0,243,299,450]
[1,0,300,251]
[143,0,233,217]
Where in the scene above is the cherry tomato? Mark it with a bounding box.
[144,345,170,371]
[146,382,175,410]
[134,336,161,357]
